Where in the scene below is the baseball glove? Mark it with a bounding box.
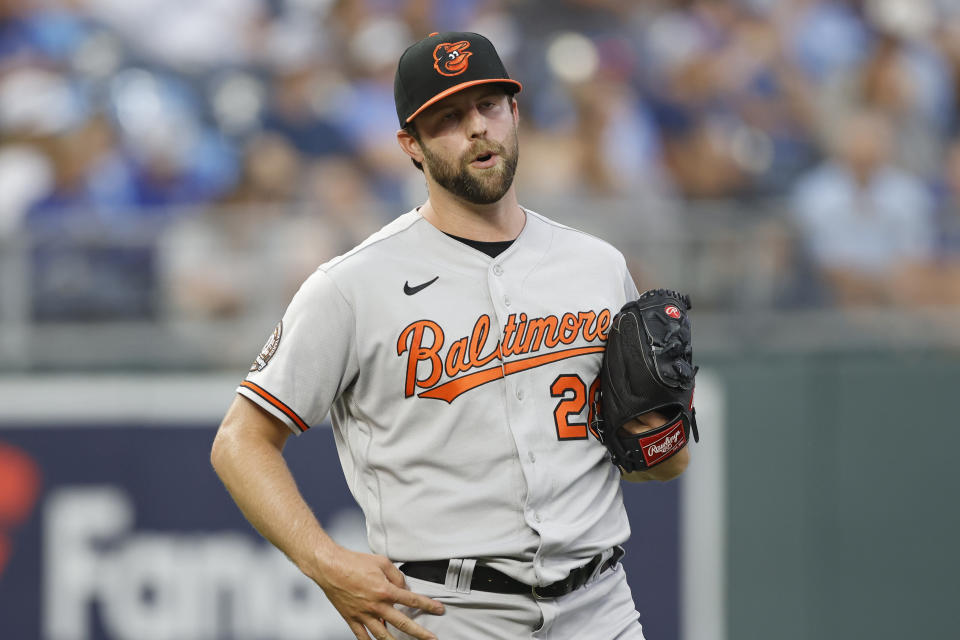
[592,289,699,472]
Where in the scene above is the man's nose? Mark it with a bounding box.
[464,106,487,138]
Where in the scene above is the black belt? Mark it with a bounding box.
[400,547,624,599]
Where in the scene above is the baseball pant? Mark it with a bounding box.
[392,558,646,640]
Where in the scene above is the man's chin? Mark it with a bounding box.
[426,153,515,204]
[450,182,500,205]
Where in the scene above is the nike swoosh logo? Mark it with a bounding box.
[404,276,439,296]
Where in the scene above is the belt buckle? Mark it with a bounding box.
[532,576,572,600]
[529,549,620,600]
[530,582,559,600]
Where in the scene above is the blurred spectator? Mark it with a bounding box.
[566,72,668,198]
[642,1,820,198]
[936,138,960,256]
[0,144,52,237]
[514,121,583,196]
[105,68,238,208]
[302,155,390,248]
[221,132,303,206]
[935,9,960,132]
[790,109,936,307]
[159,133,330,321]
[18,66,237,321]
[719,9,819,193]
[0,0,93,67]
[26,113,120,218]
[262,64,352,158]
[906,136,960,305]
[326,13,413,210]
[774,0,870,84]
[80,0,264,71]
[817,29,955,177]
[23,113,161,321]
[7,0,960,327]
[641,0,749,199]
[157,136,389,324]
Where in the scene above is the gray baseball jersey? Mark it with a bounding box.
[238,208,640,586]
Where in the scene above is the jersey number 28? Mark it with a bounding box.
[550,374,601,441]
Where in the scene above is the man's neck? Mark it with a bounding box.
[420,186,525,242]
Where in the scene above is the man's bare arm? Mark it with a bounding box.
[210,395,444,640]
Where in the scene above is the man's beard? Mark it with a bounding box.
[421,128,519,205]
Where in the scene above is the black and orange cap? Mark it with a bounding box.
[394,31,522,126]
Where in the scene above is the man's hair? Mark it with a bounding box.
[403,122,424,172]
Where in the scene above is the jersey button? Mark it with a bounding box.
[504,295,512,307]
[528,451,536,463]
[516,388,524,400]
[493,264,503,276]
[534,512,542,523]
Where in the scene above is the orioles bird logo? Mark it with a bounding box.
[433,41,472,76]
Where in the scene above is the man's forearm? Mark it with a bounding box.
[210,402,336,572]
[211,397,446,640]
[621,446,690,483]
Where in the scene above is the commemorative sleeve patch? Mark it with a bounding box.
[249,321,283,372]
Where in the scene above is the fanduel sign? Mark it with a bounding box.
[43,486,364,640]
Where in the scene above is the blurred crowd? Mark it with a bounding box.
[4,0,960,324]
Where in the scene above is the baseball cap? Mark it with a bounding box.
[394,31,522,126]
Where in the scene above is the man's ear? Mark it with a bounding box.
[397,128,424,165]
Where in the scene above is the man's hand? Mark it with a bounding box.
[309,545,445,640]
[212,397,444,640]
[620,411,671,435]
[619,411,690,483]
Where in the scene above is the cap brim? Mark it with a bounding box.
[405,79,523,123]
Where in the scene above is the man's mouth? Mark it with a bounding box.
[471,151,498,168]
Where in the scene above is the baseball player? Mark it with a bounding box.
[212,31,692,640]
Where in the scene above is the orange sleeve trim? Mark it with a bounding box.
[240,381,310,432]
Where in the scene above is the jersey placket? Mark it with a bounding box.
[486,250,552,585]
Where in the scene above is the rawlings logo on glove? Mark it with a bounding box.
[592,289,700,472]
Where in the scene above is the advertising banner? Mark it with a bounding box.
[0,421,680,640]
